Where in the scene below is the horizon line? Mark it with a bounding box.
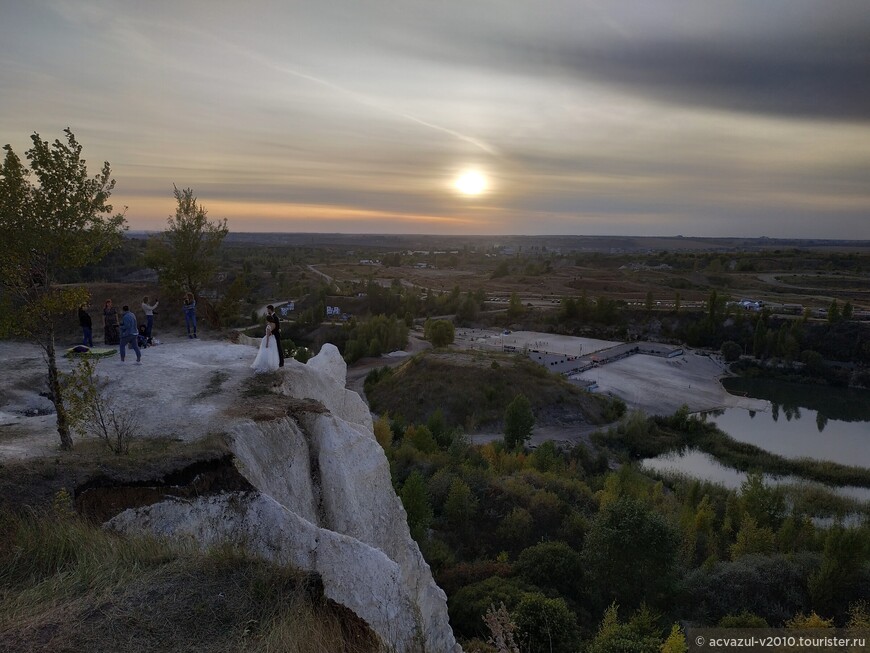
[124,231,870,244]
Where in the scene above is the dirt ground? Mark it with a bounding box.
[0,335,258,460]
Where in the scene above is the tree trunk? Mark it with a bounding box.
[46,330,73,450]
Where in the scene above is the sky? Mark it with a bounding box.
[1,0,869,237]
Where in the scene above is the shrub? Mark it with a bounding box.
[587,603,662,653]
[496,508,534,552]
[436,559,513,596]
[399,471,433,542]
[681,553,817,625]
[425,319,455,347]
[512,593,580,653]
[504,394,534,450]
[62,358,137,454]
[582,496,679,611]
[528,441,564,474]
[721,340,742,362]
[444,478,478,529]
[406,425,438,454]
[717,611,769,628]
[603,396,627,422]
[449,577,531,639]
[514,541,584,602]
[528,490,564,534]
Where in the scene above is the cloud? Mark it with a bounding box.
[383,2,870,123]
[537,38,870,122]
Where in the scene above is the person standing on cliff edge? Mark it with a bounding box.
[266,305,284,367]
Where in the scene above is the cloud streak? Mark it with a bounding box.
[1,0,868,238]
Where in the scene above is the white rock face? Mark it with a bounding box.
[107,345,461,653]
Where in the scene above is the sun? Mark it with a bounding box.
[454,170,488,196]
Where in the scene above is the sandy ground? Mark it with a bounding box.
[0,336,260,460]
[455,328,618,356]
[455,328,768,417]
[573,352,769,416]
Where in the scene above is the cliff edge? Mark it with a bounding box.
[107,344,461,653]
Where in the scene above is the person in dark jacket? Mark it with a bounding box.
[119,305,141,363]
[103,299,120,345]
[266,305,284,367]
[78,303,93,347]
[183,292,197,339]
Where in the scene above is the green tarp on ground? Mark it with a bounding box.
[65,346,117,358]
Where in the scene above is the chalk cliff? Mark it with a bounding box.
[108,344,461,653]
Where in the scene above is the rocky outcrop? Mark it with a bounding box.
[107,344,461,653]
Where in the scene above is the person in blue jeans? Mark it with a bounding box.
[141,295,158,341]
[119,305,141,363]
[78,303,93,347]
[183,292,197,338]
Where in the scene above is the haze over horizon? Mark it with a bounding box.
[2,1,869,238]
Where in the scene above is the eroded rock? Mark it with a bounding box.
[107,345,461,653]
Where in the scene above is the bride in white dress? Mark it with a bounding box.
[250,323,281,373]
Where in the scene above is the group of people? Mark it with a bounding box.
[79,296,286,372]
[78,292,200,362]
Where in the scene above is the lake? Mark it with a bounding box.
[641,377,870,501]
[711,378,870,468]
[642,448,870,503]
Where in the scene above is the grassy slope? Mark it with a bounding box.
[367,349,611,430]
[0,434,379,653]
[0,510,378,653]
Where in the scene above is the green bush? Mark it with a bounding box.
[425,319,455,347]
[514,541,584,603]
[399,471,433,542]
[504,394,534,450]
[582,496,679,611]
[681,552,818,625]
[448,576,531,638]
[513,593,580,653]
[721,340,742,362]
[718,611,769,628]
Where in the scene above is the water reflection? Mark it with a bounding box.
[722,377,870,423]
[642,449,870,503]
[707,378,870,467]
[817,412,827,433]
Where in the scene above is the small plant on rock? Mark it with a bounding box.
[62,357,138,454]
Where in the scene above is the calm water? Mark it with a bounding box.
[710,378,870,468]
[641,378,870,502]
[642,449,870,503]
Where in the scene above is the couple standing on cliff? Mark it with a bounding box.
[251,305,285,373]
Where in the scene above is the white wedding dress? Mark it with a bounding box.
[250,325,280,373]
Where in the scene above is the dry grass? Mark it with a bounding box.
[0,510,380,653]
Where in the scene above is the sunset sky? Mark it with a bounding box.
[2,1,869,237]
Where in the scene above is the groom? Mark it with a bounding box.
[266,305,284,367]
